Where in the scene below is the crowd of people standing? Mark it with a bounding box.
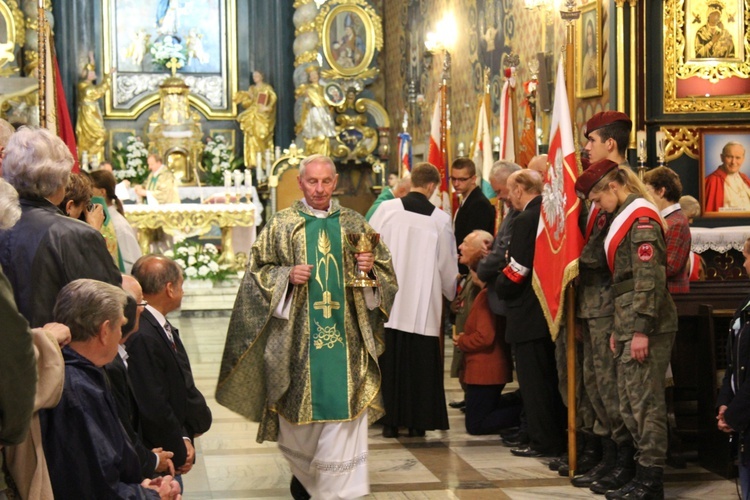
[0,111,746,500]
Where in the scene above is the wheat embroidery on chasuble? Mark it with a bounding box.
[301,211,349,420]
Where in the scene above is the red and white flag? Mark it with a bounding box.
[532,59,584,340]
[43,28,79,172]
[428,90,451,214]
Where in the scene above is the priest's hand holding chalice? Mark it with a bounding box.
[345,233,380,287]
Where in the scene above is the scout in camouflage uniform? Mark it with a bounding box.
[572,112,637,492]
[577,159,677,500]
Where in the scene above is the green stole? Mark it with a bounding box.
[301,211,349,420]
[148,173,159,190]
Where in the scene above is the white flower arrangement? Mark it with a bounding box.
[164,240,230,283]
[150,36,188,69]
[112,136,149,184]
[202,135,238,186]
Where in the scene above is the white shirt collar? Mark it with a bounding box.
[300,198,332,218]
[145,304,168,331]
[660,203,681,218]
[117,344,129,367]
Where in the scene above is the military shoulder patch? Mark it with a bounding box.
[637,243,654,262]
[637,216,653,229]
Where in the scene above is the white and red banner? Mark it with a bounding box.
[532,59,584,340]
[428,90,451,214]
[603,198,664,273]
[471,93,495,201]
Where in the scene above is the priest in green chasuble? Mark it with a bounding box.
[216,154,398,499]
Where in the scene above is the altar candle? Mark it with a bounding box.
[233,169,242,189]
[636,130,647,162]
[265,150,272,179]
[223,170,231,190]
[256,151,262,169]
[274,146,281,160]
[244,169,252,189]
[655,130,666,160]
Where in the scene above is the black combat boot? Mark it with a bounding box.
[572,437,616,487]
[604,463,643,499]
[619,466,664,500]
[589,443,636,494]
[560,434,602,476]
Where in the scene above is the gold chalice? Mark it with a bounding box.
[345,233,380,287]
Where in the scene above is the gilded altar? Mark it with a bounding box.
[147,70,204,186]
[124,203,255,268]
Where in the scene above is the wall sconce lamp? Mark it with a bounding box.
[425,14,457,82]
[424,15,457,55]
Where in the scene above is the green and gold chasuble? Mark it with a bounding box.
[301,212,349,420]
[215,200,399,442]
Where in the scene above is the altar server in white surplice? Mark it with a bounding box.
[369,162,458,438]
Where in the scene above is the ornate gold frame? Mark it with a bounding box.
[0,0,22,75]
[664,0,750,112]
[101,0,238,120]
[698,126,750,217]
[575,1,602,99]
[316,0,383,78]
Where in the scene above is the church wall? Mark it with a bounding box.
[52,0,296,165]
[383,0,615,166]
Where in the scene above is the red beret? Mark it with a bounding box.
[585,111,632,138]
[575,159,619,198]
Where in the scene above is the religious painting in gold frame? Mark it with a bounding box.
[699,127,750,217]
[0,0,24,76]
[575,1,602,99]
[101,0,238,120]
[317,0,383,79]
[664,0,750,113]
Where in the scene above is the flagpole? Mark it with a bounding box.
[561,0,580,478]
[440,52,450,208]
[37,0,47,129]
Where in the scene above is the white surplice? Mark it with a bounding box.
[369,197,458,337]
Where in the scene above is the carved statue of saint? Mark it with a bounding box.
[75,63,113,163]
[296,66,336,156]
[234,71,277,167]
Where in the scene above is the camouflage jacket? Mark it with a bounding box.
[577,203,614,319]
[609,195,677,340]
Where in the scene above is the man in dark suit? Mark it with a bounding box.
[496,169,564,458]
[126,255,212,480]
[105,274,175,479]
[451,158,496,274]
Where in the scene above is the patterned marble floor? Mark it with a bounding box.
[174,315,739,499]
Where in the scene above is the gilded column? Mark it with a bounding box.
[628,0,638,148]
[292,0,320,135]
[614,0,626,114]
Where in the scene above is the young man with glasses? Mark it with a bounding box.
[451,158,495,275]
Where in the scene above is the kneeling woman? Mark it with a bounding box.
[453,271,518,435]
[575,159,677,500]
